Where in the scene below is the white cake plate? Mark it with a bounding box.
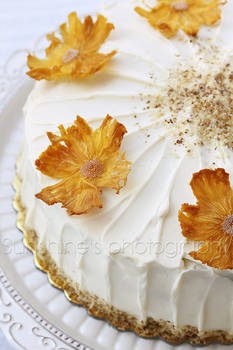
[0,50,231,350]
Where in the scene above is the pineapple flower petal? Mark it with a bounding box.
[36,174,102,216]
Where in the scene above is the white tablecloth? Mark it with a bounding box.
[0,1,126,349]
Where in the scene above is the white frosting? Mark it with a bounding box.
[18,0,233,332]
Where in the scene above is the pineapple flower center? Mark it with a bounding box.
[170,1,189,11]
[62,49,79,63]
[222,215,233,235]
[80,159,103,179]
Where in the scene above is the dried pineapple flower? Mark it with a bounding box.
[27,12,117,80]
[35,115,131,215]
[135,0,226,38]
[179,168,233,270]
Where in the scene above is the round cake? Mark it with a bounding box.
[16,0,233,344]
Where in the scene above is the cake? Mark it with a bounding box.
[15,0,233,344]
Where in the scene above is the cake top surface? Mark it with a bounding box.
[23,0,233,273]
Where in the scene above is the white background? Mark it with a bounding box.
[0,1,126,349]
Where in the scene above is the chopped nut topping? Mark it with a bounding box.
[150,45,233,151]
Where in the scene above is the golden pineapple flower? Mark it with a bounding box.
[35,115,131,215]
[135,0,226,38]
[27,12,117,80]
[179,168,233,270]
